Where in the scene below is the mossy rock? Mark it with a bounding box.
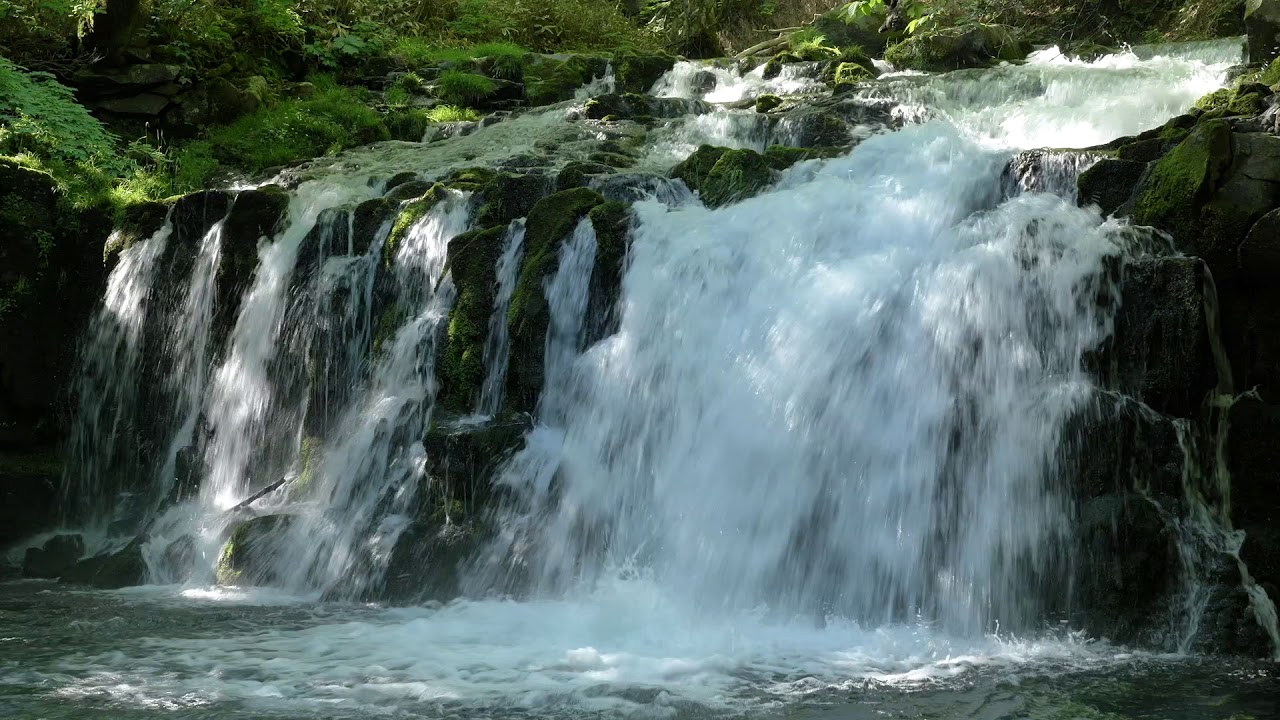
[555,161,614,192]
[583,93,654,121]
[386,108,433,141]
[1078,158,1148,217]
[1133,119,1233,241]
[587,151,637,169]
[585,201,634,345]
[353,197,398,255]
[614,52,677,94]
[506,188,606,412]
[385,183,449,264]
[475,173,550,229]
[671,145,776,208]
[384,179,434,203]
[762,52,801,80]
[884,23,1030,72]
[443,166,500,192]
[439,226,508,413]
[831,61,875,90]
[763,145,846,170]
[216,514,294,586]
[755,94,783,113]
[108,200,171,262]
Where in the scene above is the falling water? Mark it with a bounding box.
[477,219,527,417]
[60,221,171,528]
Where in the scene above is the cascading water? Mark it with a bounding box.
[477,219,528,417]
[14,37,1276,719]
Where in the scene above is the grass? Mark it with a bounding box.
[427,105,482,122]
[435,70,497,105]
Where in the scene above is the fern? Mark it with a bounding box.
[0,56,120,170]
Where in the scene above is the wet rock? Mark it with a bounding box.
[790,109,853,148]
[507,188,606,412]
[755,94,783,113]
[216,514,294,586]
[1238,208,1280,283]
[216,186,290,327]
[1227,397,1280,591]
[671,145,775,208]
[1077,159,1148,217]
[73,63,181,96]
[424,415,532,488]
[161,535,197,583]
[555,161,614,192]
[23,534,85,579]
[884,24,1030,73]
[439,226,508,413]
[63,537,147,589]
[764,145,846,171]
[831,61,875,90]
[384,172,420,193]
[375,521,482,603]
[384,183,449,263]
[587,151,637,169]
[353,197,398,255]
[1247,0,1280,63]
[762,52,801,80]
[1064,394,1185,645]
[1132,120,1233,256]
[1098,257,1216,418]
[524,55,609,106]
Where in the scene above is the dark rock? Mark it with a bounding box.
[384,172,419,192]
[1116,137,1167,163]
[507,188,606,412]
[884,24,1031,73]
[216,514,294,586]
[1238,207,1280,284]
[791,110,852,148]
[23,534,85,579]
[587,151,636,169]
[217,186,290,326]
[615,53,677,94]
[0,453,60,548]
[1078,159,1148,217]
[1227,397,1280,592]
[63,538,147,589]
[74,63,181,96]
[1099,257,1216,418]
[439,226,508,413]
[94,92,171,116]
[353,197,398,257]
[671,145,775,208]
[384,179,433,203]
[763,145,846,170]
[164,77,260,136]
[1248,0,1280,63]
[585,201,633,346]
[555,161,613,192]
[424,415,532,491]
[755,94,783,113]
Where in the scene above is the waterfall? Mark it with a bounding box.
[539,218,598,424]
[60,221,171,529]
[477,219,527,417]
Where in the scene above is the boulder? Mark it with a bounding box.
[506,188,606,411]
[1132,120,1234,268]
[585,201,634,346]
[164,77,261,137]
[555,161,614,192]
[1248,0,1280,63]
[614,53,677,94]
[216,513,294,586]
[62,538,147,589]
[884,23,1030,73]
[1238,208,1280,283]
[475,173,550,229]
[670,145,775,208]
[217,186,290,327]
[755,94,783,113]
[94,92,172,117]
[73,63,181,96]
[22,534,84,579]
[0,453,60,548]
[1227,397,1280,594]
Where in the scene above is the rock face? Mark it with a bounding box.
[884,24,1030,72]
[1248,0,1280,62]
[216,514,295,586]
[23,534,85,579]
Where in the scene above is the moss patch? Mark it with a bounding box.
[1133,119,1232,239]
[385,183,449,264]
[884,23,1030,72]
[671,145,776,208]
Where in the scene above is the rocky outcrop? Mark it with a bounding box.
[670,145,776,208]
[884,24,1030,72]
[1247,0,1280,62]
[216,514,294,586]
[439,226,508,413]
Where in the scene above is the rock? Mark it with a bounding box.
[524,55,609,106]
[1132,120,1233,258]
[756,94,782,113]
[790,109,853,148]
[73,63,182,96]
[161,536,197,583]
[507,188,606,411]
[22,534,85,579]
[1228,397,1280,594]
[831,61,874,90]
[762,52,801,80]
[217,186,289,326]
[439,226,508,413]
[555,161,613,192]
[62,538,147,589]
[424,415,532,490]
[475,173,550,229]
[353,197,398,255]
[884,24,1030,73]
[587,151,636,169]
[585,201,633,346]
[374,521,482,603]
[384,183,449,263]
[671,145,775,209]
[94,92,171,116]
[764,145,846,171]
[1238,208,1280,283]
[1063,394,1185,645]
[1101,257,1216,418]
[1078,159,1148,217]
[1116,137,1167,162]
[164,77,260,136]
[614,53,678,94]
[216,514,294,586]
[1248,0,1280,63]
[0,453,60,548]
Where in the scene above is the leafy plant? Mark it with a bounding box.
[426,105,481,122]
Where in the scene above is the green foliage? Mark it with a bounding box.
[208,80,389,173]
[0,56,120,174]
[435,70,496,105]
[427,105,481,122]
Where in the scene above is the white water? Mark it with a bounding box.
[652,60,827,103]
[33,38,1261,717]
[477,219,528,417]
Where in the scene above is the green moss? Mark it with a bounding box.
[614,52,677,94]
[1195,87,1232,112]
[386,108,433,141]
[475,173,548,229]
[524,55,608,107]
[426,105,481,123]
[832,61,874,89]
[755,94,783,113]
[1133,119,1232,238]
[762,52,801,80]
[671,146,775,208]
[506,188,606,410]
[587,151,636,169]
[386,183,449,263]
[439,226,508,412]
[290,436,323,497]
[216,514,292,586]
[588,201,633,325]
[373,303,407,357]
[444,166,500,192]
